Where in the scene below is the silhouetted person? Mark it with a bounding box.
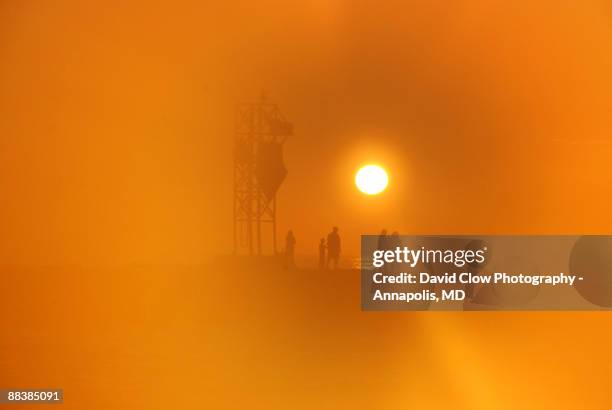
[377,229,388,250]
[318,238,326,270]
[326,226,341,270]
[389,231,401,248]
[285,230,296,268]
[385,231,401,271]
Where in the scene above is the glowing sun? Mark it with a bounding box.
[355,165,388,195]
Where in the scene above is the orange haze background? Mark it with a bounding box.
[1,1,612,409]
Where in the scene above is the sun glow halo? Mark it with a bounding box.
[355,165,388,195]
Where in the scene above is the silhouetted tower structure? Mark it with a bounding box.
[233,94,293,255]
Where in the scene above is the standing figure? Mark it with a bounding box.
[326,226,341,270]
[285,230,296,268]
[378,229,389,274]
[377,229,388,250]
[388,231,401,254]
[318,238,326,270]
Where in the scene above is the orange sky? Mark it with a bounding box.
[1,1,612,264]
[2,4,612,410]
